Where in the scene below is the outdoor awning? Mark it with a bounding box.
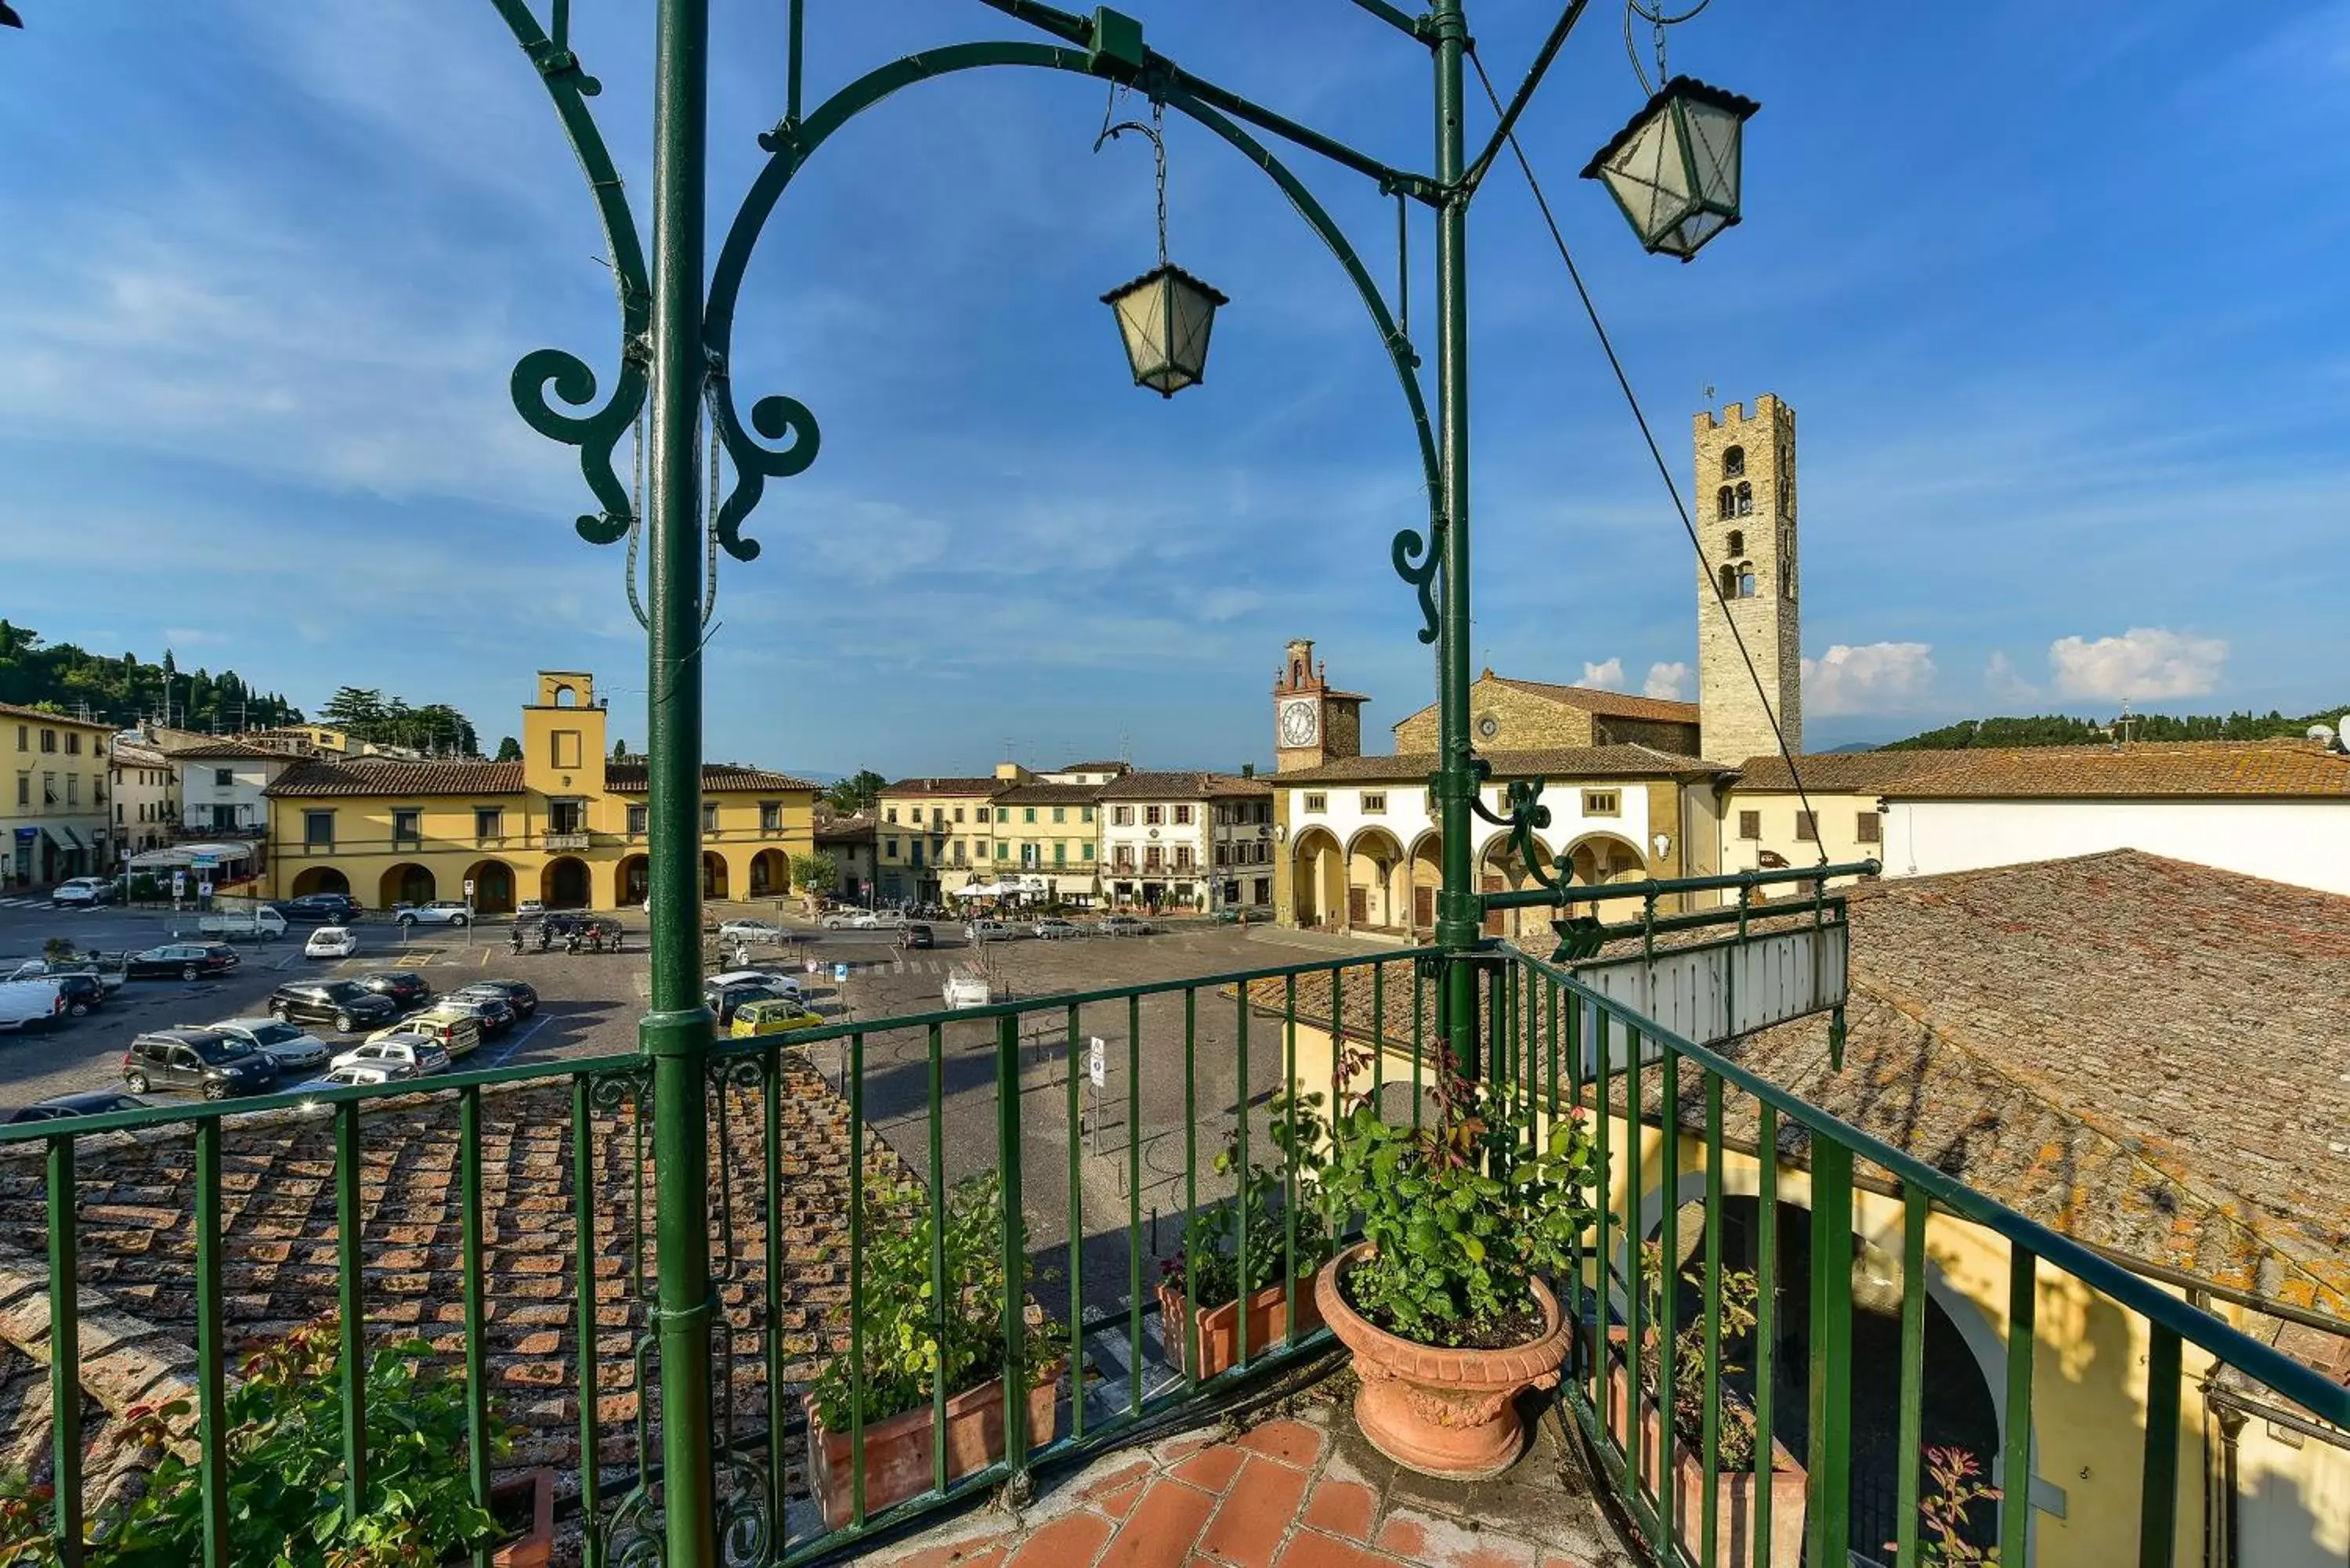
[128,841,257,871]
[58,826,84,851]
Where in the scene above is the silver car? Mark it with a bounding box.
[202,1017,332,1071]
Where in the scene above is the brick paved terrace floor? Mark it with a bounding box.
[882,1387,1636,1568]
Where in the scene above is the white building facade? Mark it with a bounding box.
[1099,772,1273,912]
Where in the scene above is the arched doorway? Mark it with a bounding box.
[1405,833,1442,936]
[702,851,730,901]
[463,860,516,915]
[291,865,350,898]
[381,863,436,908]
[1564,833,1645,888]
[1290,829,1343,929]
[617,854,649,906]
[1344,827,1405,931]
[1476,834,1552,940]
[748,847,788,898]
[542,856,592,910]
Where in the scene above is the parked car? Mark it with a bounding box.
[706,980,795,1028]
[728,998,826,1039]
[718,919,786,943]
[2,955,126,994]
[298,1063,417,1094]
[819,911,866,930]
[708,969,804,1000]
[517,899,545,918]
[122,1028,281,1100]
[1033,919,1082,941]
[866,909,908,929]
[194,906,288,942]
[902,923,935,949]
[393,900,473,928]
[366,1008,483,1060]
[268,980,399,1033]
[943,974,993,1010]
[451,978,537,1020]
[1102,915,1155,937]
[125,943,241,981]
[273,893,363,923]
[3,1090,151,1125]
[966,919,1015,942]
[306,927,359,959]
[201,1017,331,1071]
[424,993,512,1042]
[49,876,115,909]
[331,1036,450,1077]
[349,970,432,1011]
[0,981,67,1034]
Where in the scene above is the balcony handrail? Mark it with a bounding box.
[1508,940,2348,1427]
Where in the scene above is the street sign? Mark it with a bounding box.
[1087,1035,1105,1088]
[833,962,850,984]
[463,879,476,895]
[189,852,219,870]
[171,871,186,895]
[197,880,212,898]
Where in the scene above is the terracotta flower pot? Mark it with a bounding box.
[804,1367,1063,1532]
[440,1468,555,1568]
[1314,1242,1567,1480]
[1157,1277,1326,1380]
[1602,1357,1806,1568]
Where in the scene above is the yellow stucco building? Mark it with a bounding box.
[2,702,115,889]
[266,671,814,912]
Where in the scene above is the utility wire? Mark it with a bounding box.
[1466,45,1826,869]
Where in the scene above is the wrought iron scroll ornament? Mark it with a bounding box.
[1469,774,1560,894]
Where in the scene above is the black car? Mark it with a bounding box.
[433,994,515,1037]
[454,978,537,1020]
[122,1029,281,1100]
[4,1090,151,1125]
[267,979,400,1033]
[47,974,107,1018]
[902,923,935,950]
[352,970,432,1010]
[124,943,242,981]
[274,893,364,923]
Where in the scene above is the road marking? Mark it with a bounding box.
[471,1010,551,1072]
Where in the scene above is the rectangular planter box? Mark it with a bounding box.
[440,1468,555,1568]
[1158,1278,1325,1381]
[806,1369,1062,1533]
[1604,1359,1807,1568]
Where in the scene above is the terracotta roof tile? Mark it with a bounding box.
[1731,751,1956,793]
[1881,740,2350,800]
[880,777,1004,797]
[0,702,111,731]
[1273,744,1723,785]
[1482,674,1701,724]
[266,759,526,797]
[603,762,815,793]
[1097,771,1273,800]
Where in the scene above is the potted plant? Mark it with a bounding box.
[1314,1042,1600,1479]
[1159,1089,1333,1379]
[1606,1241,1804,1568]
[805,1170,1065,1530]
[71,1317,551,1567]
[1888,1447,2001,1565]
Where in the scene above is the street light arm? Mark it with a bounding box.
[1343,0,1434,42]
[1461,0,1588,196]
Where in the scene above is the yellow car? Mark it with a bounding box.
[728,999,826,1039]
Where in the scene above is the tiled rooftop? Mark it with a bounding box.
[1878,739,2350,799]
[1272,746,1719,786]
[1098,771,1274,800]
[1729,750,1956,793]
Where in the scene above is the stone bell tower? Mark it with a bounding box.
[1694,396,1802,764]
[1272,638,1366,773]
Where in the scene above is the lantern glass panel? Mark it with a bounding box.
[1102,264,1228,398]
[1582,76,1759,260]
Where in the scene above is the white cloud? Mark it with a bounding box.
[1580,658,1625,691]
[1800,642,1936,717]
[1983,652,2040,705]
[2048,627,2227,701]
[1643,661,1691,701]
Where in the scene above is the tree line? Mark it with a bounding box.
[0,620,300,732]
[1882,704,2348,750]
[317,688,482,757]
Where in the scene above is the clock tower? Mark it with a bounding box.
[1273,638,1368,773]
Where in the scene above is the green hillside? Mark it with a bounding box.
[1882,706,2346,750]
[0,620,300,733]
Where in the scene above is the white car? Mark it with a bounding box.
[966,919,1015,942]
[306,927,358,959]
[1033,919,1082,941]
[312,1063,414,1088]
[203,1017,331,1070]
[819,911,867,930]
[718,919,785,943]
[708,969,804,1001]
[49,877,114,909]
[518,899,545,918]
[393,901,472,928]
[331,1036,450,1076]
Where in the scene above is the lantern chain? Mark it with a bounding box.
[1095,82,1170,269]
[1624,0,1711,94]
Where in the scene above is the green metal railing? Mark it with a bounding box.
[13,932,2347,1566]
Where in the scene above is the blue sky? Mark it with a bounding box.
[2,2,2344,775]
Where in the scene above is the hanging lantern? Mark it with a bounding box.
[1097,95,1227,396]
[1581,75,1759,262]
[1101,263,1228,397]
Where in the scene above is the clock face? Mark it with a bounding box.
[1278,698,1320,749]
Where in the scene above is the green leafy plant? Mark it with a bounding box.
[5,1318,510,1568]
[39,938,74,966]
[1164,1089,1332,1308]
[1889,1445,2001,1565]
[1635,1239,1762,1472]
[808,1170,1064,1433]
[1317,1038,1600,1346]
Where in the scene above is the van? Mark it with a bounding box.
[196,907,289,942]
[363,1008,483,1060]
[0,981,66,1034]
